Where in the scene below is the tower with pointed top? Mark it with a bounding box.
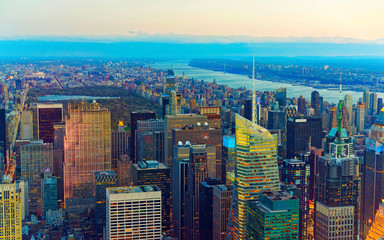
[314,77,361,240]
[226,114,280,240]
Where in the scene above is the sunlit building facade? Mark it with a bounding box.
[0,175,22,240]
[64,102,111,214]
[366,200,384,240]
[227,114,280,240]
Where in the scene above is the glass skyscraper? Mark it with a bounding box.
[37,103,63,144]
[227,114,280,240]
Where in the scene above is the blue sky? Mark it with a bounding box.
[1,0,384,42]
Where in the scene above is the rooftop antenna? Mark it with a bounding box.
[337,72,343,143]
[252,54,256,123]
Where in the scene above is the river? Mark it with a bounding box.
[151,60,383,104]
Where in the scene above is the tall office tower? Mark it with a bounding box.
[132,160,171,233]
[172,124,222,179]
[0,175,22,240]
[199,107,221,128]
[309,147,323,201]
[20,110,33,140]
[298,96,306,115]
[0,108,6,175]
[315,129,360,239]
[41,169,58,215]
[282,159,310,240]
[164,69,176,94]
[53,122,65,205]
[117,155,133,187]
[94,171,116,235]
[364,89,371,109]
[130,110,156,162]
[64,103,111,216]
[311,90,320,117]
[355,102,366,132]
[16,179,28,221]
[366,200,384,240]
[268,110,287,159]
[344,94,353,126]
[172,144,190,240]
[111,121,128,168]
[370,92,378,115]
[165,114,207,170]
[286,116,322,158]
[247,191,299,240]
[199,178,221,240]
[20,140,53,215]
[227,114,280,240]
[361,110,384,238]
[328,107,337,131]
[37,103,63,143]
[213,185,233,240]
[222,135,235,184]
[136,119,165,162]
[106,186,162,240]
[185,145,216,240]
[274,87,287,108]
[378,98,383,115]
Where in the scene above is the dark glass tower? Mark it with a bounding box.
[37,104,63,143]
[94,171,117,235]
[286,116,322,158]
[198,178,221,240]
[311,91,320,117]
[130,110,156,162]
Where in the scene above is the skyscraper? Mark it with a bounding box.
[370,92,378,115]
[136,119,164,162]
[0,108,6,175]
[362,110,384,238]
[344,94,353,127]
[213,185,233,240]
[185,145,216,240]
[172,124,222,179]
[132,160,171,233]
[106,186,162,240]
[378,98,383,115]
[111,121,128,167]
[355,102,366,132]
[172,144,190,240]
[315,131,360,239]
[282,159,310,240]
[20,110,33,140]
[64,102,111,216]
[298,96,306,115]
[227,114,280,240]
[268,110,287,159]
[164,114,207,170]
[286,116,322,158]
[311,91,320,117]
[246,191,299,240]
[0,175,22,240]
[199,178,221,240]
[41,169,58,215]
[20,140,53,215]
[37,103,63,143]
[94,170,117,235]
[130,110,156,162]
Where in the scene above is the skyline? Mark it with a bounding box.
[1,0,384,41]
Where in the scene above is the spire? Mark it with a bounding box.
[337,72,343,143]
[252,54,256,123]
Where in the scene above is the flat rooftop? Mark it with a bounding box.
[107,186,160,195]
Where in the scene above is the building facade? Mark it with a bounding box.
[37,103,63,143]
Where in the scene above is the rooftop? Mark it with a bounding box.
[107,185,160,195]
[262,190,296,201]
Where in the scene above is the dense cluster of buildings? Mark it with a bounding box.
[0,60,384,240]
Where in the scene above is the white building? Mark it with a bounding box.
[106,186,162,240]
